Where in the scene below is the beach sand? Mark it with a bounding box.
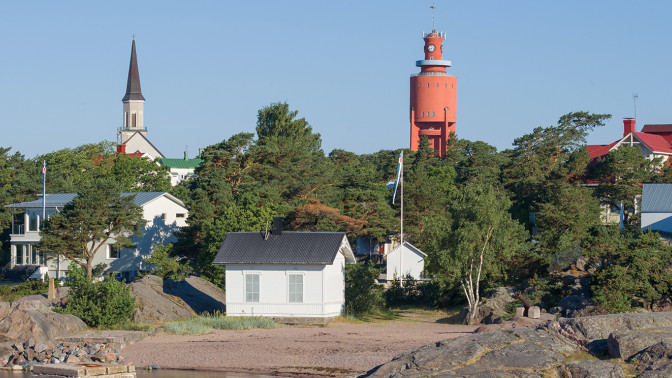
[120,310,476,377]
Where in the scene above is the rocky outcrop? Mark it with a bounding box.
[459,287,516,324]
[364,312,672,377]
[129,275,226,323]
[0,299,87,366]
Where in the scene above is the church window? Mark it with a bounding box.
[427,83,429,87]
[436,83,439,87]
[125,112,129,128]
[445,84,447,88]
[418,84,420,88]
[132,113,137,128]
[432,112,435,117]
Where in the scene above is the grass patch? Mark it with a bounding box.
[163,315,278,335]
[197,315,278,330]
[100,321,154,332]
[563,350,599,362]
[163,321,212,335]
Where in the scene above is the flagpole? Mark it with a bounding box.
[400,151,404,287]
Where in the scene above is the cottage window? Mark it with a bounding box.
[176,213,185,218]
[288,274,303,303]
[108,244,121,259]
[245,274,260,302]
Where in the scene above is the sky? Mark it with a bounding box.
[2,1,672,159]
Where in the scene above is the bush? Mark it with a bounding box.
[344,261,384,317]
[59,264,135,327]
[0,279,48,302]
[143,244,193,282]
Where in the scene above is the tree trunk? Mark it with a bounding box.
[86,260,93,278]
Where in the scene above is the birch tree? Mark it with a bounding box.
[425,183,528,324]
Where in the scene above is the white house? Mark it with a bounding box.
[641,183,672,235]
[213,220,355,320]
[4,192,187,280]
[385,242,426,281]
[159,152,203,186]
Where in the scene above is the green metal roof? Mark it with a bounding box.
[159,158,203,169]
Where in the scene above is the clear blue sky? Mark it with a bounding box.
[3,1,671,159]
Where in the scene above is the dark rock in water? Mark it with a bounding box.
[129,275,226,323]
[556,360,625,378]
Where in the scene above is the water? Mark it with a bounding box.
[0,369,272,377]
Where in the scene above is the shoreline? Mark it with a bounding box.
[121,312,477,377]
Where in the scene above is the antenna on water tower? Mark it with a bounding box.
[429,3,437,32]
[633,93,639,120]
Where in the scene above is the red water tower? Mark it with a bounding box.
[410,29,456,157]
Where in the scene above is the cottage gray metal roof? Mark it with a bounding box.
[4,192,181,209]
[213,231,354,265]
[642,184,672,213]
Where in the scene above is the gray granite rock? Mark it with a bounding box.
[129,275,226,323]
[556,360,624,378]
[607,328,672,360]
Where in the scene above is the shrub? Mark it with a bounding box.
[0,279,48,302]
[59,264,135,327]
[143,244,193,282]
[590,230,672,313]
[344,261,384,317]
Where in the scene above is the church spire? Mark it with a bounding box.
[122,39,145,102]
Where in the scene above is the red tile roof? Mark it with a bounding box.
[632,132,672,154]
[586,141,618,159]
[641,124,672,133]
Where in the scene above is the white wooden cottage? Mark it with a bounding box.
[386,242,426,281]
[213,222,355,319]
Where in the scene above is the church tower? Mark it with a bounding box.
[117,39,164,160]
[409,27,456,157]
[121,39,146,142]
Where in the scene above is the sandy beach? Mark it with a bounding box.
[120,311,476,377]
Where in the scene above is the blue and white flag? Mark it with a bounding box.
[392,152,402,204]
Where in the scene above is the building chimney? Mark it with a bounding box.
[623,118,636,137]
[184,151,188,160]
[117,144,126,153]
[271,217,283,235]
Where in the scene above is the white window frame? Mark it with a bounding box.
[244,273,260,303]
[287,272,304,303]
[108,244,121,259]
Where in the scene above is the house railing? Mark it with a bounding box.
[12,224,24,235]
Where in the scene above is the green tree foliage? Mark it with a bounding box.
[423,182,529,324]
[590,230,672,313]
[38,179,145,278]
[591,145,659,226]
[502,112,611,224]
[0,147,36,249]
[59,264,135,327]
[143,244,193,281]
[535,182,601,255]
[344,261,384,317]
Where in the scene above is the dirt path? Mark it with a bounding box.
[120,311,476,377]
